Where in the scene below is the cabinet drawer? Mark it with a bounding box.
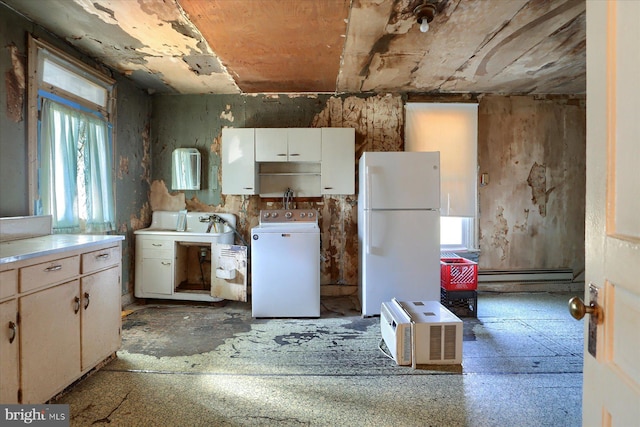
[82,245,121,274]
[20,256,80,293]
[140,239,174,251]
[0,269,18,300]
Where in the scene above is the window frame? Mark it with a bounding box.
[440,216,475,252]
[27,35,117,219]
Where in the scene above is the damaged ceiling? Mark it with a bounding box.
[2,0,586,95]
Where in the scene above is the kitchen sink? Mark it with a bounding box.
[135,211,235,242]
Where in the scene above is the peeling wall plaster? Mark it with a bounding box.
[5,44,25,123]
[150,92,586,292]
[0,0,587,299]
[150,93,404,292]
[1,5,154,299]
[527,161,555,217]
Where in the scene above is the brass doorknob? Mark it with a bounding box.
[568,296,603,323]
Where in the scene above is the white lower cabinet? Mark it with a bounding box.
[0,240,122,404]
[0,298,19,404]
[81,266,121,370]
[139,256,173,295]
[20,280,81,404]
[135,237,174,297]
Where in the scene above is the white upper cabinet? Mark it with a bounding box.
[222,128,257,195]
[256,128,321,162]
[321,128,355,195]
[287,128,321,162]
[222,127,354,196]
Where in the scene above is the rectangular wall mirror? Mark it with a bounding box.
[172,148,201,190]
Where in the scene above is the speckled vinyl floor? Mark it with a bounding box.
[55,292,583,427]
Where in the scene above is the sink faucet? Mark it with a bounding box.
[283,187,294,210]
[199,214,227,233]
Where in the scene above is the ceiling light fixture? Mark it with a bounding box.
[414,1,437,33]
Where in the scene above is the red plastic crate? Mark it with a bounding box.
[440,257,478,291]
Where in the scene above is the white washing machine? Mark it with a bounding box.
[251,209,320,317]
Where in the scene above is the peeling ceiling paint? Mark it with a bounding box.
[1,0,585,95]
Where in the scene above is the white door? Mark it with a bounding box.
[81,267,121,370]
[360,151,440,210]
[210,243,248,302]
[0,299,19,403]
[255,128,287,162]
[581,1,640,425]
[288,128,321,162]
[360,209,440,316]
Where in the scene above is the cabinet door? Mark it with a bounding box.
[222,128,257,195]
[321,128,355,194]
[255,128,287,162]
[20,280,81,403]
[0,299,19,404]
[81,266,121,370]
[288,128,321,162]
[141,257,173,295]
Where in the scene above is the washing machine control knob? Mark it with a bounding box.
[307,212,314,218]
[300,212,306,218]
[271,212,278,218]
[285,211,293,219]
[263,212,270,219]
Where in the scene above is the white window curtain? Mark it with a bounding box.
[40,99,115,233]
[405,103,478,217]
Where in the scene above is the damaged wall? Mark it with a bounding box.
[478,95,586,278]
[150,93,403,294]
[0,3,153,301]
[1,4,585,300]
[150,92,585,293]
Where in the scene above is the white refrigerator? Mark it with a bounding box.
[358,151,441,316]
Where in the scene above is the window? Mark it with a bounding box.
[440,217,474,251]
[405,103,478,250]
[28,36,116,233]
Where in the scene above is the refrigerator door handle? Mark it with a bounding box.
[366,213,371,254]
[364,166,371,255]
[365,165,371,211]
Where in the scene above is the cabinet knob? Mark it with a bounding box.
[84,292,91,310]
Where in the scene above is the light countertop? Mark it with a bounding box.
[0,234,125,265]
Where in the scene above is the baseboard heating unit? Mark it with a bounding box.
[478,268,574,284]
[380,299,463,367]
